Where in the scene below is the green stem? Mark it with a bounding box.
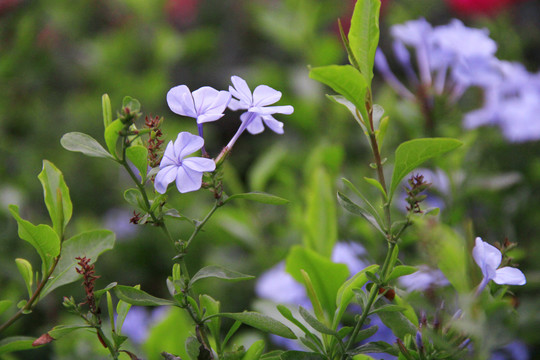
[185,202,220,249]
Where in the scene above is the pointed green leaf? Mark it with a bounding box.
[190,265,254,286]
[114,285,175,306]
[337,192,384,234]
[303,166,338,257]
[279,351,326,360]
[298,307,337,336]
[40,230,115,298]
[350,341,398,356]
[38,160,72,237]
[102,94,113,128]
[334,264,379,326]
[377,310,417,340]
[243,339,265,360]
[9,205,60,277]
[60,132,114,159]
[276,305,314,338]
[48,325,91,339]
[0,336,38,354]
[309,65,368,123]
[126,145,148,180]
[0,300,13,316]
[363,177,387,200]
[369,305,407,315]
[286,246,349,317]
[348,0,381,85]
[124,188,146,210]
[104,119,124,159]
[387,265,417,282]
[351,326,379,344]
[217,312,296,339]
[390,138,462,198]
[15,258,33,297]
[224,192,289,205]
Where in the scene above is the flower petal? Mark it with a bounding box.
[473,237,501,279]
[262,116,284,134]
[252,85,282,107]
[249,105,294,115]
[246,116,265,134]
[182,157,216,173]
[191,87,230,121]
[174,132,204,160]
[175,165,203,193]
[160,141,177,168]
[493,267,526,286]
[230,76,252,105]
[154,165,178,194]
[227,98,244,111]
[167,85,197,118]
[197,113,225,124]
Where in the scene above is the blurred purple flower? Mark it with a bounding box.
[120,306,168,344]
[473,237,526,294]
[103,208,138,240]
[399,265,450,292]
[154,132,215,194]
[491,341,529,360]
[226,76,293,148]
[255,262,309,307]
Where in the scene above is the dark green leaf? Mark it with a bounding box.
[352,326,379,343]
[38,160,72,237]
[298,307,337,336]
[224,192,289,205]
[0,336,38,354]
[260,350,284,360]
[41,230,115,298]
[337,192,384,234]
[390,138,462,198]
[190,265,254,286]
[377,310,417,340]
[114,286,175,306]
[61,132,114,159]
[9,205,60,277]
[349,341,398,356]
[217,312,296,339]
[280,351,326,360]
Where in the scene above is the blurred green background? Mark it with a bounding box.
[1,0,539,358]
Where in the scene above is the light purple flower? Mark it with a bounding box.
[226,76,293,148]
[473,237,526,294]
[154,132,215,194]
[399,265,450,292]
[167,85,231,124]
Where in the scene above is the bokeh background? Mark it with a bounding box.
[1,0,539,358]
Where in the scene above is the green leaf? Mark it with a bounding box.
[124,188,146,210]
[9,205,60,277]
[15,258,33,297]
[200,294,221,346]
[279,351,326,360]
[48,324,91,339]
[61,132,114,159]
[102,94,113,128]
[38,160,72,237]
[123,96,141,112]
[377,310,417,340]
[185,336,199,360]
[286,246,349,317]
[126,145,148,180]
[348,0,381,85]
[298,307,337,336]
[350,341,398,356]
[387,266,417,282]
[217,312,296,339]
[0,300,13,316]
[114,285,175,306]
[337,192,384,234]
[369,305,408,315]
[190,265,254,286]
[40,230,115,298]
[334,264,379,327]
[327,95,367,132]
[303,166,338,257]
[363,177,387,200]
[389,138,462,198]
[243,340,265,360]
[224,192,289,205]
[351,326,379,344]
[276,305,313,338]
[116,297,133,335]
[0,336,38,354]
[248,143,288,190]
[309,65,368,123]
[104,119,124,159]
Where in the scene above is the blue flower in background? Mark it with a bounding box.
[154,132,216,194]
[399,265,450,292]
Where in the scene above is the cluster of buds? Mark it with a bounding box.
[75,256,100,317]
[145,115,164,169]
[397,308,470,358]
[404,174,431,213]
